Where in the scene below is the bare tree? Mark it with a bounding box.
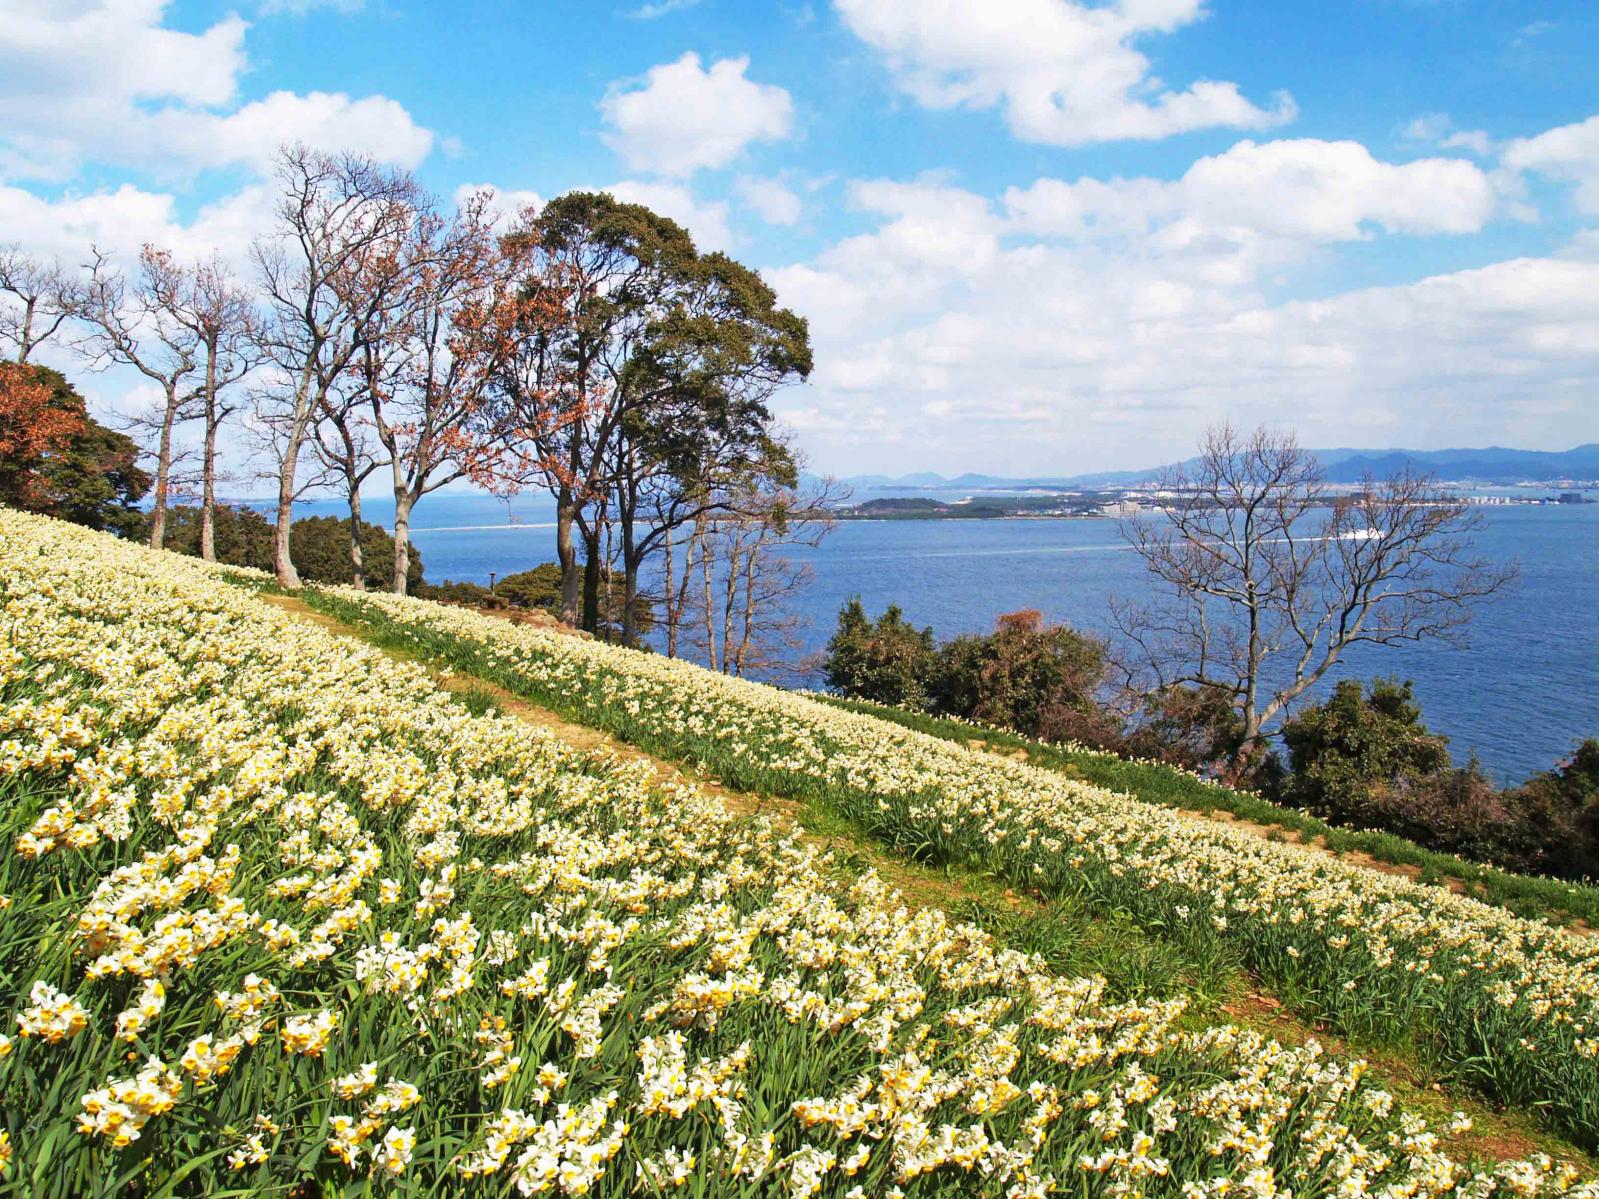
[363,191,528,595]
[310,382,385,588]
[148,255,258,561]
[0,246,79,363]
[78,246,204,549]
[253,144,421,588]
[678,470,842,678]
[1113,423,1517,781]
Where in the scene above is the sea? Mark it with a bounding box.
[263,490,1599,786]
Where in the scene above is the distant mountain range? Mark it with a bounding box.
[846,445,1599,490]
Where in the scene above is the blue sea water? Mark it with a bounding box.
[272,492,1599,785]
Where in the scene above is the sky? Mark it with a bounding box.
[3,0,1598,479]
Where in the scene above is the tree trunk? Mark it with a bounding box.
[701,536,717,673]
[619,494,640,648]
[17,300,34,365]
[199,348,219,562]
[733,542,759,677]
[720,537,739,674]
[556,490,581,625]
[274,382,313,589]
[582,529,601,635]
[147,386,179,550]
[662,525,676,657]
[392,491,415,595]
[348,485,367,591]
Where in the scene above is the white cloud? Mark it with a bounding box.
[605,179,733,250]
[600,53,794,176]
[1402,112,1492,157]
[1504,114,1599,213]
[834,0,1295,146]
[0,182,273,270]
[1002,138,1496,294]
[736,176,804,225]
[624,0,702,17]
[203,92,434,171]
[764,138,1592,473]
[0,1,432,179]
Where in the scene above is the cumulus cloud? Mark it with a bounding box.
[0,1,432,179]
[834,0,1295,146]
[736,176,804,225]
[1008,138,1497,242]
[0,182,274,269]
[764,137,1595,472]
[601,53,794,176]
[1504,114,1599,213]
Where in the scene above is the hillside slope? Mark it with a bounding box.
[302,580,1599,1151]
[1,509,1596,1195]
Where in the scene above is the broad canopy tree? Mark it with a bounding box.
[0,362,148,536]
[488,191,811,642]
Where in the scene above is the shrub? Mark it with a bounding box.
[931,609,1117,746]
[1124,684,1248,774]
[288,514,425,591]
[823,597,937,708]
[496,563,563,613]
[160,504,276,571]
[416,579,505,609]
[1281,677,1451,826]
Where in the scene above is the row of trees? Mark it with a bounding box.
[1,144,828,657]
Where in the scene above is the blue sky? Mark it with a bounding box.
[4,0,1599,476]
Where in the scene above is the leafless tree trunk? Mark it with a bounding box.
[174,259,257,562]
[681,472,842,678]
[0,246,79,364]
[253,144,421,588]
[1113,422,1518,781]
[78,247,204,550]
[312,386,384,588]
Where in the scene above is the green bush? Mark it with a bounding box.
[288,514,424,590]
[496,563,564,613]
[1280,678,1452,825]
[416,579,505,608]
[823,597,937,708]
[931,609,1117,746]
[160,504,276,571]
[160,506,423,591]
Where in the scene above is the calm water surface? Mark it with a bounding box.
[276,493,1599,785]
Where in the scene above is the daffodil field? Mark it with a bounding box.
[302,576,1599,1153]
[0,509,1595,1197]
